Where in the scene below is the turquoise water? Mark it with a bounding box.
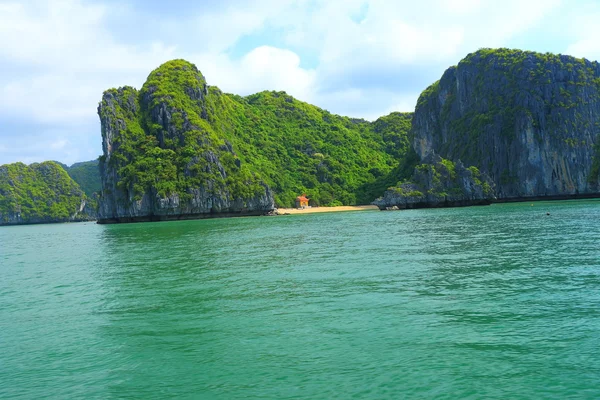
[1,200,600,399]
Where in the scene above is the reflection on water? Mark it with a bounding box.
[1,200,600,399]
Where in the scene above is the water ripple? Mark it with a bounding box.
[1,201,599,399]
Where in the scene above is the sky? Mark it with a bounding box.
[1,0,600,165]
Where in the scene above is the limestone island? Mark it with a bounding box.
[1,48,600,225]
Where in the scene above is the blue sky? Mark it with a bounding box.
[1,0,600,165]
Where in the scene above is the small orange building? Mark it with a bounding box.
[295,194,309,208]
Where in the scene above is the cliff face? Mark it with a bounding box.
[413,48,600,199]
[97,60,415,222]
[97,63,275,223]
[0,161,95,225]
[373,154,495,209]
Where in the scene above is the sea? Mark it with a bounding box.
[1,200,599,399]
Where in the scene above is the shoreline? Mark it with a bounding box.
[491,193,600,204]
[4,196,599,226]
[276,205,379,215]
[373,193,600,212]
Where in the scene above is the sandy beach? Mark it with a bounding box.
[276,205,379,215]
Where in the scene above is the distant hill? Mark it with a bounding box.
[64,160,101,197]
[0,161,95,225]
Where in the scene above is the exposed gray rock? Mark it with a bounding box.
[373,154,495,209]
[412,48,600,200]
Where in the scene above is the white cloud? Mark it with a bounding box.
[1,0,597,166]
[189,46,315,104]
[238,46,316,100]
[0,0,183,127]
[0,1,106,65]
[50,139,68,150]
[311,87,419,121]
[564,5,600,61]
[267,0,563,118]
[284,0,562,70]
[0,125,91,165]
[567,39,600,62]
[189,1,294,53]
[439,0,482,15]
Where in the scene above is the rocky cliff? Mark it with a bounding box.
[0,161,95,225]
[413,48,600,200]
[373,154,495,209]
[97,64,275,223]
[97,60,414,223]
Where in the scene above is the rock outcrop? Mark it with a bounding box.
[373,154,495,209]
[96,60,416,222]
[97,61,276,223]
[412,48,600,200]
[0,161,95,225]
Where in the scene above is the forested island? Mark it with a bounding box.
[1,48,599,225]
[0,161,96,225]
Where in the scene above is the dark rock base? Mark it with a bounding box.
[0,217,96,227]
[493,193,600,203]
[376,193,600,211]
[376,199,492,210]
[97,210,272,224]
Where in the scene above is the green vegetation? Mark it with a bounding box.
[390,186,424,198]
[467,166,494,196]
[100,60,416,208]
[384,157,494,201]
[64,160,101,197]
[417,80,440,109]
[416,161,450,197]
[217,95,414,206]
[0,161,92,224]
[372,112,413,158]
